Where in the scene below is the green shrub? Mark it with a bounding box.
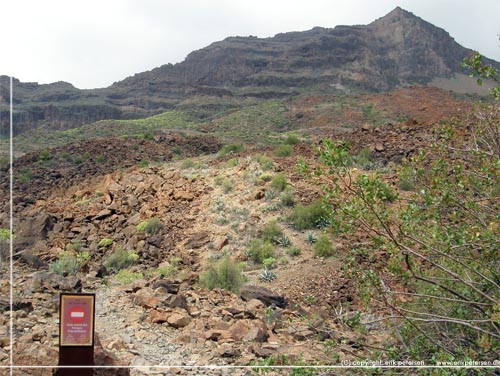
[66,241,82,253]
[104,248,139,272]
[199,256,246,293]
[138,160,149,168]
[352,147,374,170]
[261,220,283,244]
[284,134,300,145]
[257,155,274,171]
[49,254,81,276]
[314,236,334,257]
[288,200,329,230]
[222,179,234,193]
[286,246,301,257]
[398,166,417,191]
[260,173,273,182]
[137,218,161,234]
[115,269,144,284]
[271,173,287,192]
[96,155,106,163]
[39,149,52,162]
[247,240,276,264]
[273,144,293,157]
[262,257,277,269]
[155,265,176,278]
[218,143,245,159]
[280,188,295,207]
[224,158,239,168]
[98,238,113,248]
[0,157,9,170]
[180,158,194,169]
[49,250,88,276]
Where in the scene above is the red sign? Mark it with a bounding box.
[60,294,95,346]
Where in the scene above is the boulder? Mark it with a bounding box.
[167,312,191,328]
[240,286,286,308]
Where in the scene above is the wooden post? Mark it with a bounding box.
[58,293,95,376]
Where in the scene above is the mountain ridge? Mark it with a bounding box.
[1,7,499,136]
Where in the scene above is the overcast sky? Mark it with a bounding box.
[2,0,499,89]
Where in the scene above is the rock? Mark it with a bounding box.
[240,286,286,308]
[229,320,250,341]
[205,329,231,341]
[254,190,265,200]
[244,299,264,317]
[243,321,268,343]
[133,289,160,309]
[375,143,385,152]
[12,299,33,313]
[361,123,372,131]
[218,343,241,358]
[184,232,209,249]
[93,208,114,220]
[163,294,189,312]
[213,236,229,251]
[167,312,191,328]
[286,326,316,341]
[150,310,169,324]
[173,190,195,201]
[14,213,55,255]
[152,280,180,294]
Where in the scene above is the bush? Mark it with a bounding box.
[49,254,81,276]
[273,144,293,157]
[39,149,52,162]
[261,220,283,244]
[199,256,246,293]
[180,158,194,169]
[137,218,161,234]
[104,248,138,272]
[49,250,89,276]
[286,246,301,257]
[257,155,274,171]
[138,160,149,168]
[115,269,144,284]
[280,188,295,207]
[284,134,300,145]
[352,147,374,170]
[98,238,113,248]
[288,200,329,230]
[398,165,416,191]
[271,173,287,192]
[218,143,245,159]
[314,236,335,257]
[222,179,234,193]
[247,239,276,264]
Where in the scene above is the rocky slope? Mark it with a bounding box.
[1,7,496,136]
[0,86,469,374]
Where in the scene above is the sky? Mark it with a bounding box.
[2,0,499,89]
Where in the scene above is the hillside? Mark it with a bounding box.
[1,7,498,137]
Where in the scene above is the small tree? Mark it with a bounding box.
[312,54,500,363]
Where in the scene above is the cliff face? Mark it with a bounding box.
[1,7,498,135]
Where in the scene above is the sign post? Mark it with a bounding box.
[59,293,95,376]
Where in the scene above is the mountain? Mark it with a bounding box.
[1,7,498,136]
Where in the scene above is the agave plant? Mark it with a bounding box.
[277,234,292,247]
[259,268,277,282]
[305,231,317,244]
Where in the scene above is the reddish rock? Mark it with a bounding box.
[229,320,250,341]
[167,312,191,328]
